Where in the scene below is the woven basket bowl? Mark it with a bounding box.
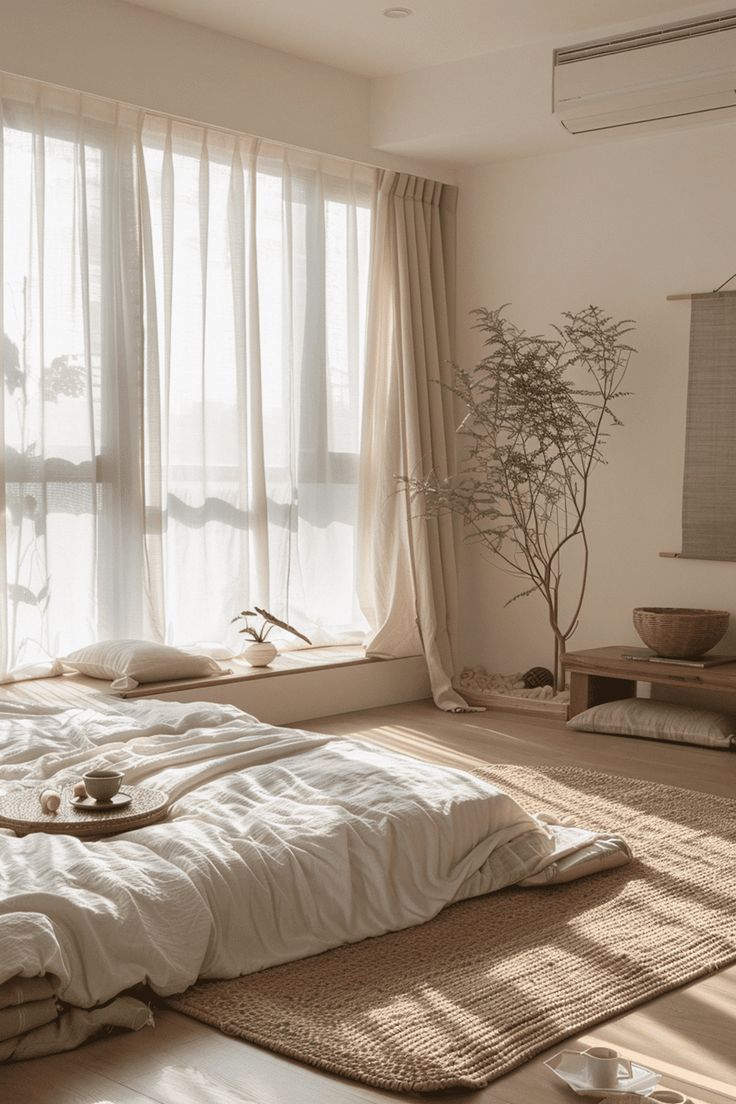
[633,606,730,658]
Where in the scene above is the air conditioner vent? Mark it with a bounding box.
[556,10,736,65]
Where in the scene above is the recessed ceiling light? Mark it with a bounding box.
[383,6,413,17]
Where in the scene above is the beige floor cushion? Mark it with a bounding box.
[568,697,735,749]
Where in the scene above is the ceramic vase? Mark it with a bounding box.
[242,641,277,667]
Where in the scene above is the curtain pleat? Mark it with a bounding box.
[243,140,269,594]
[0,93,6,675]
[137,120,166,639]
[227,138,251,605]
[358,172,473,712]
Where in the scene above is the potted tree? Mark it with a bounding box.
[403,305,635,692]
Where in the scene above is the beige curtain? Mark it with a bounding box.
[358,172,475,712]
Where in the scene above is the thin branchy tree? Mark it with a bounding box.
[402,305,635,690]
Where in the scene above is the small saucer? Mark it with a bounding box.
[597,1097,652,1104]
[72,792,132,812]
[597,1097,656,1104]
[545,1050,662,1098]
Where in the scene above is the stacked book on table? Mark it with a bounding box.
[620,649,736,668]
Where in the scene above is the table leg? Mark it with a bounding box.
[568,672,637,718]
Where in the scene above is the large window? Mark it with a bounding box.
[1,76,374,673]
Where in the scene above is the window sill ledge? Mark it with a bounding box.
[122,645,373,698]
[0,646,430,725]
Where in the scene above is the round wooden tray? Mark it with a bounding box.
[0,785,170,838]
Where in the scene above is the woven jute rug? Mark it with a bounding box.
[166,764,736,1092]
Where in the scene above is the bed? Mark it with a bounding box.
[0,695,631,1059]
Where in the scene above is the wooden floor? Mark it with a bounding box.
[1,699,735,1104]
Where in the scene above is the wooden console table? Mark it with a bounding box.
[564,645,736,718]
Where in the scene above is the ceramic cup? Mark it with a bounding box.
[82,769,124,802]
[648,1092,689,1104]
[580,1046,633,1089]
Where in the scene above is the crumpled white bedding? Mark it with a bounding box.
[0,697,631,1012]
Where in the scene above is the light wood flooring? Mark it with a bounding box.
[1,699,735,1104]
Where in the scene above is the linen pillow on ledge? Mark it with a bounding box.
[568,697,735,749]
[62,640,223,690]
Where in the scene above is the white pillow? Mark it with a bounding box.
[62,640,223,690]
[567,697,735,750]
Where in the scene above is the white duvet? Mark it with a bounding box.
[0,698,629,1009]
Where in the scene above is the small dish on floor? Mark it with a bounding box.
[598,1096,691,1104]
[72,792,132,812]
[545,1050,662,1097]
[597,1096,649,1104]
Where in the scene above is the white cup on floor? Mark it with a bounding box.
[580,1046,633,1089]
[648,1092,689,1104]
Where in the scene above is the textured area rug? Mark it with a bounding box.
[166,765,736,1092]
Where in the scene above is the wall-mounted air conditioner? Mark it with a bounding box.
[553,10,736,134]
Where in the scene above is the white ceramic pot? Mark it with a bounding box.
[242,641,277,667]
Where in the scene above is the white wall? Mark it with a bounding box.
[0,0,454,182]
[456,120,736,680]
[370,42,555,165]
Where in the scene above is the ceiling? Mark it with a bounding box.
[122,0,732,78]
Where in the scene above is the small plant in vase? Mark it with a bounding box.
[231,606,312,667]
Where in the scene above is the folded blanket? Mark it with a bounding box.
[521,834,632,885]
[0,975,55,1010]
[0,997,57,1041]
[0,996,153,1062]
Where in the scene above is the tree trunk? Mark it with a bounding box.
[556,638,567,693]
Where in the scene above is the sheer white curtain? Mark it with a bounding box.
[0,74,372,676]
[137,119,372,647]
